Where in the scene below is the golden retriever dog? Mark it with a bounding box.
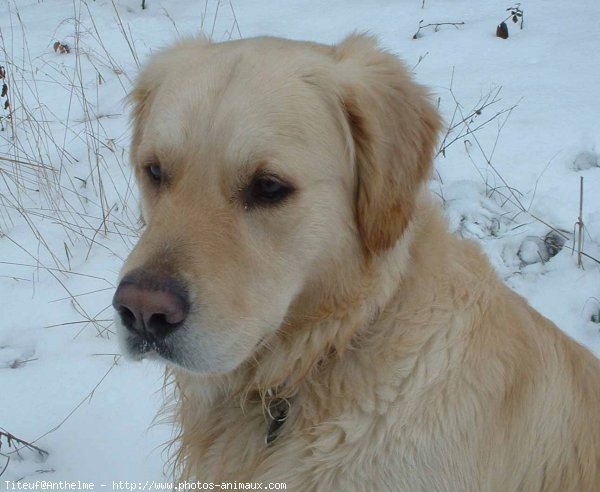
[113,34,600,490]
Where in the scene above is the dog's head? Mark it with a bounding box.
[113,34,440,374]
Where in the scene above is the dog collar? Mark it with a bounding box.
[265,394,291,446]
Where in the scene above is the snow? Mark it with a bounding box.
[1,0,599,484]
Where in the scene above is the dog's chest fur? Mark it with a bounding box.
[175,308,485,491]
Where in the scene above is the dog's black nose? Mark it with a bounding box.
[113,270,189,340]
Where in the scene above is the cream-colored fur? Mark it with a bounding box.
[120,34,600,491]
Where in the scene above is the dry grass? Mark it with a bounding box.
[435,74,599,266]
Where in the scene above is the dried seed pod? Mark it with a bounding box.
[496,22,509,39]
[53,41,70,54]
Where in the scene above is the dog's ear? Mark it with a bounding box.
[333,34,441,255]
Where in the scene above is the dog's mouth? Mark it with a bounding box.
[124,331,173,362]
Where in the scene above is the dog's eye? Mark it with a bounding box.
[244,174,293,208]
[145,164,162,184]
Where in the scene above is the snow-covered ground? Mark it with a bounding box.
[1,0,599,484]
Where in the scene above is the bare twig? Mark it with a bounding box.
[0,428,49,476]
[413,20,465,39]
[410,52,429,73]
[576,176,584,268]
